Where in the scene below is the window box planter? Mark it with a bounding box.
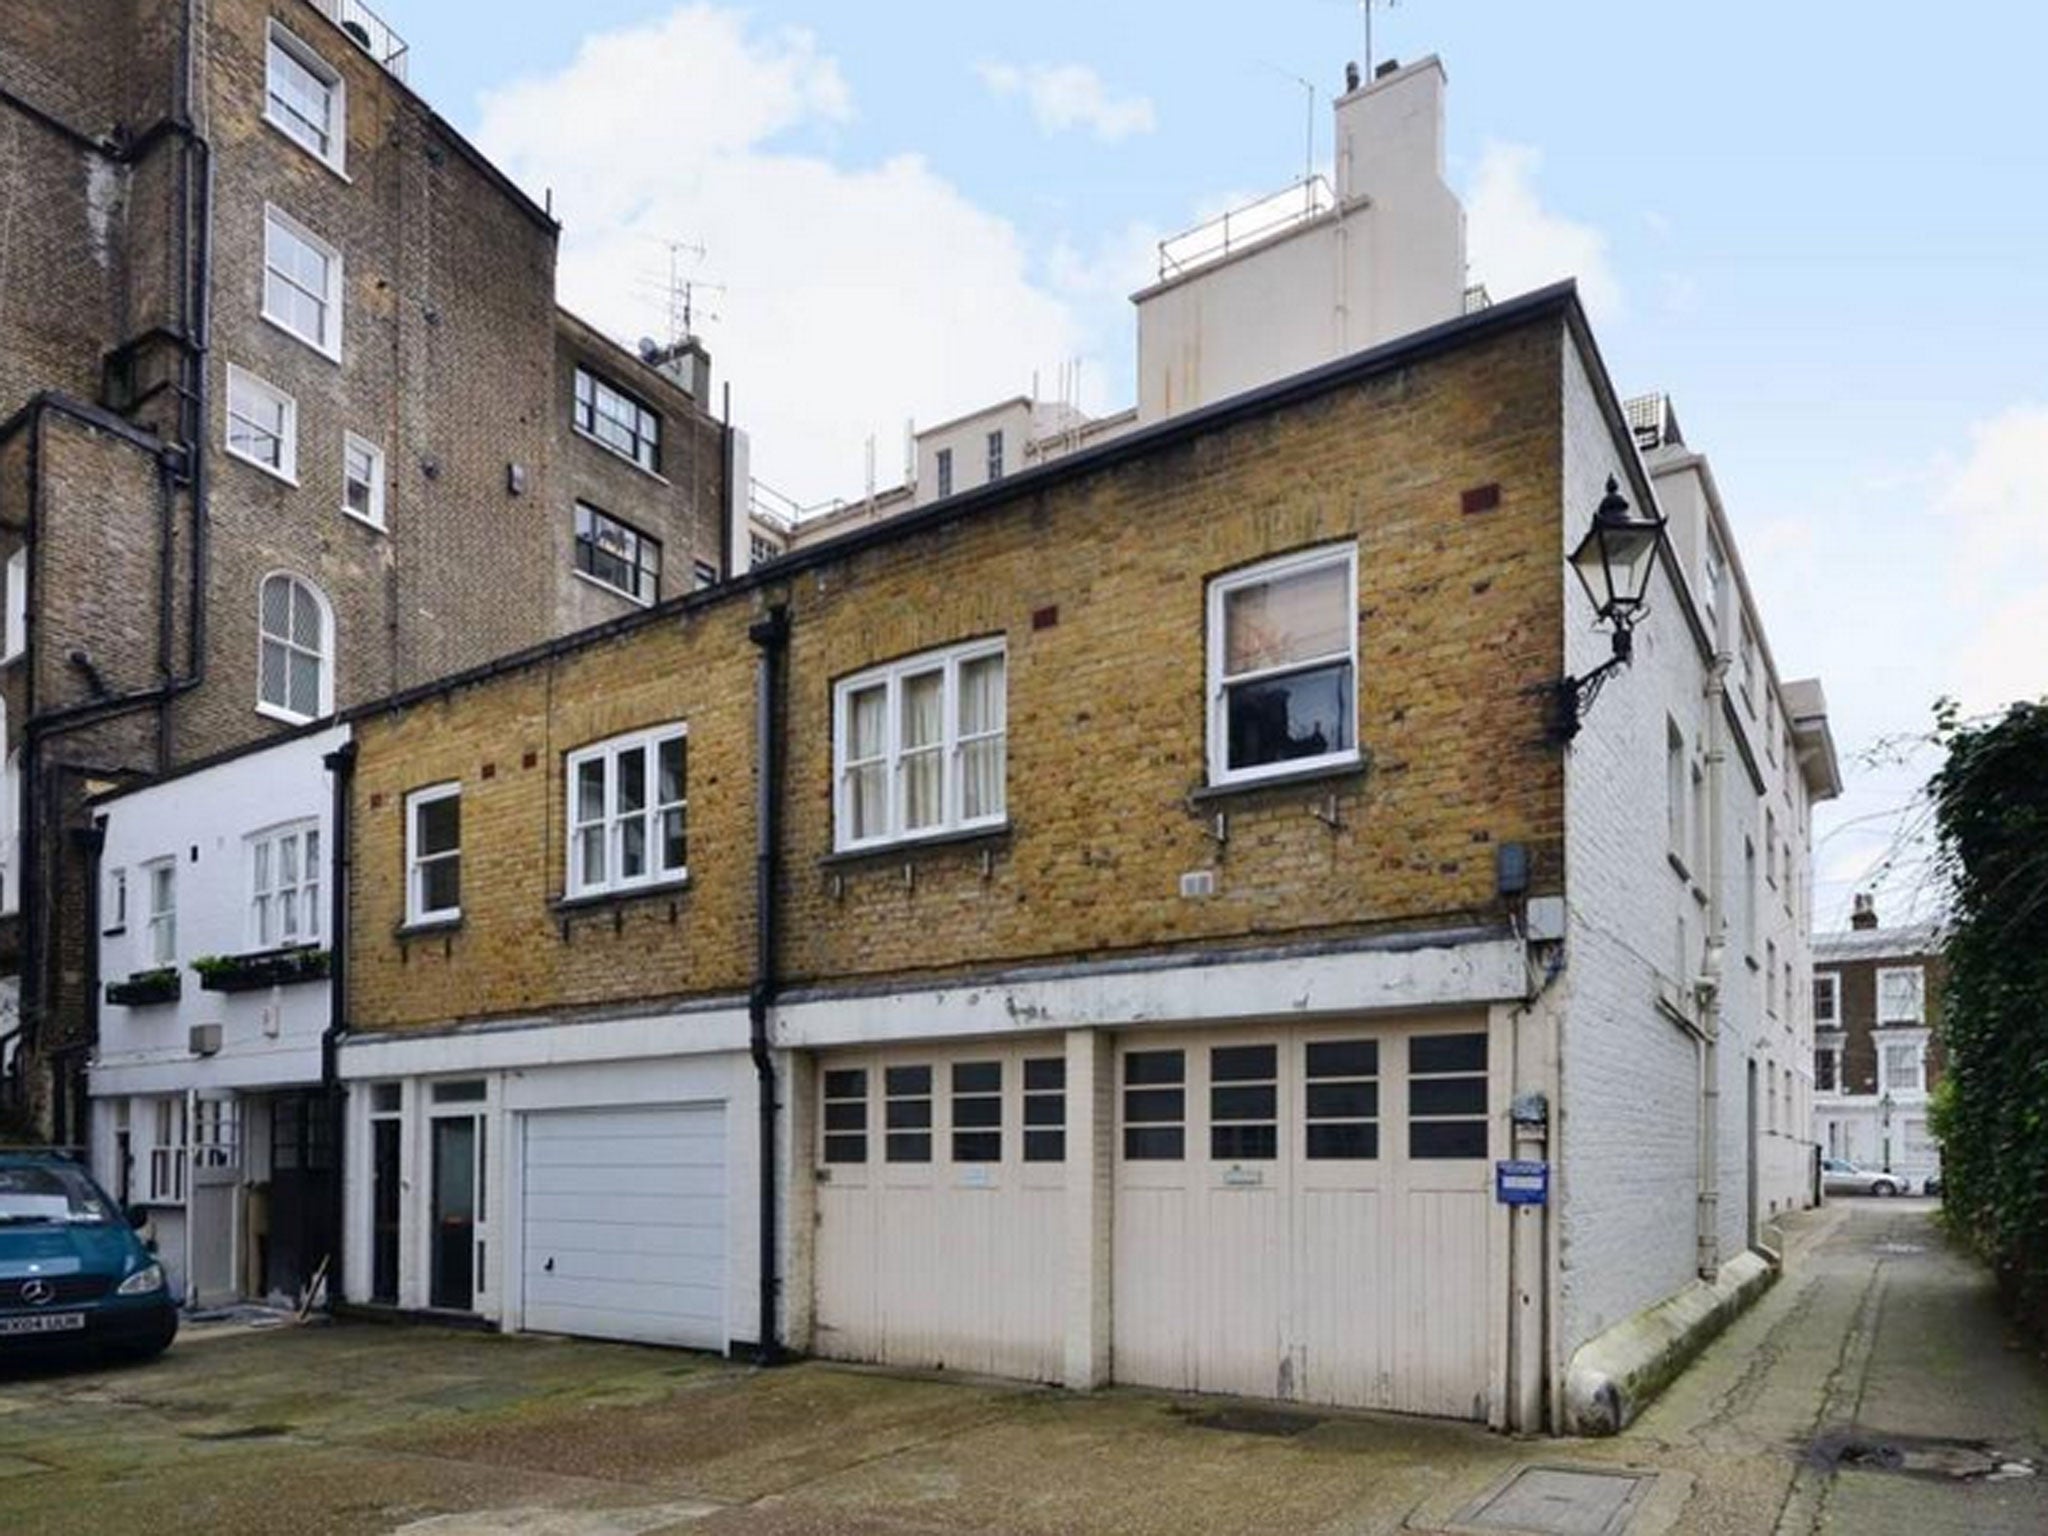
[192,946,331,993]
[106,968,181,1007]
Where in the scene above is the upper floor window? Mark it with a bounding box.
[343,433,386,528]
[1813,972,1840,1026]
[1665,720,1685,860]
[1880,1038,1926,1095]
[226,365,298,483]
[263,206,342,359]
[405,784,461,926]
[1207,544,1358,787]
[1742,837,1758,958]
[566,725,687,898]
[1877,966,1926,1024]
[1765,809,1778,886]
[986,430,1005,482]
[265,23,345,173]
[749,531,781,568]
[105,866,127,934]
[3,548,24,661]
[250,821,321,949]
[834,639,1006,851]
[143,857,177,967]
[693,559,718,592]
[573,368,661,474]
[1814,1042,1840,1093]
[935,447,954,499]
[1702,534,1726,640]
[573,502,660,605]
[1739,620,1758,713]
[257,574,332,722]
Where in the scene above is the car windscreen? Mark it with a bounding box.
[0,1163,117,1225]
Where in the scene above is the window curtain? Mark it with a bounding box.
[848,686,887,839]
[958,655,1005,821]
[901,671,945,830]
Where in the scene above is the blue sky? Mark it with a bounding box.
[385,1,2048,927]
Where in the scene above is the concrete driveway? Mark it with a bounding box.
[0,1202,2041,1536]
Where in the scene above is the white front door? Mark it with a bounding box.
[1112,1020,1498,1418]
[518,1103,727,1349]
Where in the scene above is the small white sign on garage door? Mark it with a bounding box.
[519,1103,726,1349]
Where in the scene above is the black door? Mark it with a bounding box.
[267,1094,337,1299]
[371,1118,401,1304]
[430,1117,477,1311]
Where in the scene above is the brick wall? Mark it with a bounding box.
[348,312,1571,1033]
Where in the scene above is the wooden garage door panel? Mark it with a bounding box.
[520,1104,726,1349]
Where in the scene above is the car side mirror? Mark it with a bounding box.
[125,1204,148,1230]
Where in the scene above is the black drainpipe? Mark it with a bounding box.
[320,739,356,1303]
[746,605,788,1365]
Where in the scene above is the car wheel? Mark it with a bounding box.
[1873,1180,1898,1197]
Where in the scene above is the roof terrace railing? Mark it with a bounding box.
[308,0,409,82]
[1156,175,1335,283]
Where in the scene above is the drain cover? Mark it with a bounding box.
[1188,1406,1322,1438]
[1452,1466,1652,1536]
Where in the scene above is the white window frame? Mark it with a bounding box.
[571,367,662,475]
[1877,1031,1928,1098]
[404,783,462,927]
[248,819,322,950]
[342,432,386,529]
[564,724,688,899]
[264,21,347,175]
[105,867,128,933]
[256,573,333,724]
[572,501,661,606]
[3,548,24,662]
[225,364,299,483]
[1205,543,1360,789]
[986,429,1005,481]
[832,638,1008,853]
[1665,719,1686,862]
[1813,971,1840,1026]
[141,857,176,968]
[1814,1036,1843,1096]
[935,447,954,498]
[1877,965,1926,1025]
[262,204,343,361]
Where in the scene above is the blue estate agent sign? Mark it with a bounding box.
[1496,1160,1550,1206]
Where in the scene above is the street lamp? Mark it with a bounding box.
[1550,475,1668,742]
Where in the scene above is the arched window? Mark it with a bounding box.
[257,573,332,722]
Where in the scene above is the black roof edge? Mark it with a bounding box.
[328,281,1583,724]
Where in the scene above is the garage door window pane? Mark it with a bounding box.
[1023,1056,1065,1162]
[1210,1044,1277,1160]
[952,1060,1001,1163]
[1308,1037,1381,1161]
[1409,1033,1488,1161]
[823,1069,867,1164]
[1123,1050,1183,1160]
[885,1065,932,1162]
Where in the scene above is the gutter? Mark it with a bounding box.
[746,605,789,1364]
[321,739,357,1303]
[1698,655,1730,1278]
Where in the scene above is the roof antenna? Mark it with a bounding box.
[1360,0,1398,82]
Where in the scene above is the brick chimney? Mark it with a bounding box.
[1851,892,1878,931]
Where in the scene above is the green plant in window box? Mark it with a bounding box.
[192,946,331,993]
[105,966,182,1006]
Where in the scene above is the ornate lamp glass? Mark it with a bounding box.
[1569,476,1664,630]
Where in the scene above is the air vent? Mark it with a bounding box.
[1179,870,1216,899]
[189,1024,222,1057]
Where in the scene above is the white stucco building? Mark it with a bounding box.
[87,724,348,1307]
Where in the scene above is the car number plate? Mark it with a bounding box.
[0,1311,86,1335]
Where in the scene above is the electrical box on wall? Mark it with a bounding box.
[1525,895,1566,943]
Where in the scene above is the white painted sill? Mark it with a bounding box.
[262,114,351,183]
[569,567,654,607]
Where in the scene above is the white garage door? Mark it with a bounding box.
[519,1104,726,1349]
[1114,1021,1499,1419]
[813,1037,1066,1382]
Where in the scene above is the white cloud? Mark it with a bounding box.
[476,7,1094,504]
[1464,142,1623,320]
[1934,404,2048,714]
[976,62,1156,143]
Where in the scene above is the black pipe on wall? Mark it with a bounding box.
[747,605,789,1365]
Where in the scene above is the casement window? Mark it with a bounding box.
[573,502,661,605]
[142,857,176,967]
[257,574,332,722]
[1121,1049,1185,1160]
[262,206,342,359]
[935,447,954,498]
[249,821,321,949]
[1877,966,1926,1024]
[1408,1033,1488,1159]
[226,365,298,481]
[105,867,128,934]
[565,724,686,898]
[884,1065,933,1163]
[986,429,1005,482]
[1880,1038,1926,1095]
[1813,973,1840,1026]
[404,783,461,925]
[343,433,386,528]
[833,639,1007,851]
[822,1069,868,1163]
[951,1061,1002,1163]
[1305,1039,1380,1159]
[1022,1056,1065,1162]
[1206,544,1359,787]
[572,367,661,473]
[264,22,345,172]
[3,548,24,661]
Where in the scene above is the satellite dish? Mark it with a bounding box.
[637,337,661,361]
